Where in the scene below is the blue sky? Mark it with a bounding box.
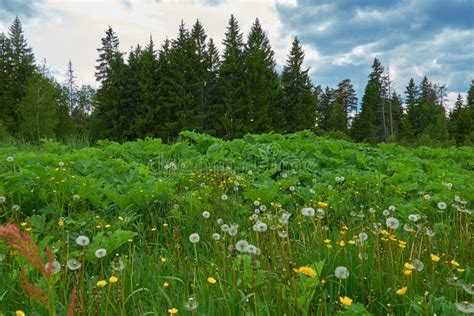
[0,0,473,108]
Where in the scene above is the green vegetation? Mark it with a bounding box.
[0,132,473,315]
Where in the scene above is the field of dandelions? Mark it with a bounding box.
[0,131,473,315]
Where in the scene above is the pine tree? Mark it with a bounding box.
[315,86,333,131]
[449,93,473,145]
[334,79,357,114]
[204,38,222,135]
[281,36,316,132]
[467,80,474,107]
[405,78,418,107]
[326,101,347,132]
[218,15,245,138]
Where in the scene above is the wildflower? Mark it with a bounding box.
[160,257,167,263]
[386,217,400,229]
[318,202,328,208]
[293,266,317,277]
[189,233,200,244]
[7,156,13,162]
[95,248,107,259]
[111,258,125,271]
[163,282,169,288]
[289,186,296,192]
[221,194,228,201]
[404,262,414,270]
[228,225,238,236]
[221,224,229,232]
[118,216,124,221]
[425,228,435,237]
[75,235,90,246]
[245,244,259,255]
[105,224,111,229]
[382,209,390,216]
[335,266,349,279]
[413,259,424,272]
[96,280,107,288]
[396,286,408,296]
[462,284,474,295]
[338,240,345,247]
[73,194,80,201]
[0,196,5,204]
[259,205,267,211]
[44,260,61,275]
[212,233,221,241]
[184,295,199,311]
[450,259,460,268]
[109,276,118,283]
[437,202,447,210]
[278,230,288,238]
[58,218,64,228]
[301,207,315,217]
[339,296,353,306]
[16,311,25,316]
[408,214,420,222]
[168,307,178,315]
[202,211,210,218]
[66,258,82,271]
[455,301,474,314]
[207,277,217,284]
[253,221,268,232]
[358,232,368,242]
[388,205,396,211]
[403,269,412,276]
[236,240,249,252]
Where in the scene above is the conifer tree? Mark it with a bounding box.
[218,15,245,138]
[95,26,120,82]
[204,38,222,135]
[281,36,316,132]
[242,18,281,133]
[64,60,78,114]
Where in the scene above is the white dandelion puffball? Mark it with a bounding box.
[408,214,420,222]
[382,209,390,216]
[388,205,396,212]
[6,156,13,162]
[189,233,200,244]
[253,200,260,206]
[386,217,400,229]
[95,248,107,259]
[253,221,268,232]
[66,258,82,271]
[45,260,61,274]
[259,205,267,211]
[289,186,296,192]
[252,214,259,221]
[278,230,288,238]
[76,235,90,246]
[212,233,221,241]
[235,240,249,253]
[335,266,350,279]
[221,194,228,201]
[301,207,315,217]
[358,232,368,242]
[202,211,210,218]
[437,202,447,210]
[217,218,223,225]
[413,259,424,272]
[228,226,238,236]
[245,244,259,255]
[221,224,229,232]
[0,196,5,204]
[111,259,125,271]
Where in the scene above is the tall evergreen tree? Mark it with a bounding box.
[242,18,281,133]
[203,38,222,135]
[467,80,474,107]
[95,26,120,82]
[64,60,78,114]
[218,15,245,138]
[351,58,385,143]
[281,36,316,132]
[334,79,357,114]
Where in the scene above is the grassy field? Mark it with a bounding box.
[0,131,473,315]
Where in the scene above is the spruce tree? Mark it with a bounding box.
[242,18,281,133]
[219,15,245,138]
[281,36,316,132]
[204,38,222,135]
[95,26,120,82]
[64,60,78,114]
[467,80,474,107]
[351,58,384,143]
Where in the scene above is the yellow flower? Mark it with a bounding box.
[348,240,356,245]
[127,239,133,243]
[341,225,349,231]
[338,240,346,247]
[109,276,118,283]
[25,227,32,232]
[168,307,178,315]
[403,269,413,276]
[339,296,353,306]
[151,227,157,232]
[293,266,317,277]
[105,224,111,229]
[430,254,440,262]
[450,259,460,267]
[16,311,26,316]
[163,282,169,288]
[96,280,107,288]
[207,277,217,284]
[20,222,28,227]
[396,286,408,296]
[96,225,101,229]
[318,202,328,208]
[163,223,169,228]
[323,239,331,244]
[118,216,124,221]
[58,218,64,228]
[404,262,414,270]
[457,268,465,273]
[160,257,167,263]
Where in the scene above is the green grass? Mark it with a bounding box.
[0,131,473,315]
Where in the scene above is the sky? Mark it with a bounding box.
[0,0,473,109]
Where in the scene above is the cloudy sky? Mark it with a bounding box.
[0,0,473,108]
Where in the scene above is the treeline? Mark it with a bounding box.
[0,16,473,146]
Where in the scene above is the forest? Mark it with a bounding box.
[1,16,473,147]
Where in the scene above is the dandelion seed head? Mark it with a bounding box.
[95,248,107,259]
[334,266,349,279]
[45,260,61,274]
[66,258,82,271]
[202,211,210,218]
[221,194,228,201]
[437,202,447,210]
[189,233,200,244]
[75,235,90,246]
[212,233,221,241]
[236,240,249,252]
[301,207,315,217]
[220,224,229,232]
[386,217,400,229]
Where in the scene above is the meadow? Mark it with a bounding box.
[0,131,473,315]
